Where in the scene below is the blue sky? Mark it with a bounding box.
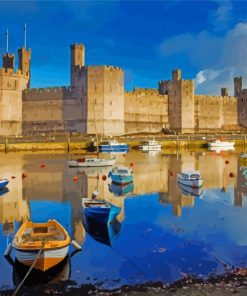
[0,0,247,94]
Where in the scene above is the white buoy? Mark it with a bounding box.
[4,243,12,257]
[71,240,82,250]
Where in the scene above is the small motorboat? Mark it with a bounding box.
[12,219,70,272]
[68,157,116,167]
[108,166,134,185]
[109,181,134,196]
[82,198,121,224]
[98,140,129,152]
[178,182,203,197]
[208,140,235,148]
[0,179,9,190]
[139,140,161,151]
[177,170,203,188]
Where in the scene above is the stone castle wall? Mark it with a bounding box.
[0,68,29,136]
[124,88,168,133]
[22,86,84,134]
[194,95,238,132]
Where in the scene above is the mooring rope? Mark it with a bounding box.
[12,244,44,296]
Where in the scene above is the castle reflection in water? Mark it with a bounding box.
[0,150,246,241]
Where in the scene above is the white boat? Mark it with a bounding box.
[208,140,235,148]
[177,170,203,188]
[139,140,161,151]
[68,157,116,167]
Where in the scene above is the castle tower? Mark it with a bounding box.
[221,87,228,96]
[159,69,195,134]
[70,43,85,87]
[234,77,242,97]
[2,53,14,69]
[18,47,31,88]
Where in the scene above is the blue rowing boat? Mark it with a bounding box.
[98,140,129,152]
[0,179,9,190]
[82,198,121,224]
[109,181,134,196]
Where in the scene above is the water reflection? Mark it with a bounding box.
[0,150,247,290]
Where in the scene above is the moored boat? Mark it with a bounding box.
[177,170,203,188]
[139,140,161,151]
[0,179,9,190]
[108,166,134,185]
[208,140,235,148]
[109,181,134,196]
[68,157,116,167]
[98,140,129,152]
[12,219,70,272]
[82,198,121,224]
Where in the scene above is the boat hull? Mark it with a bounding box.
[109,181,134,196]
[13,245,69,272]
[111,174,133,185]
[68,159,115,167]
[208,142,235,148]
[99,145,129,152]
[82,203,121,224]
[139,145,161,151]
[178,182,203,197]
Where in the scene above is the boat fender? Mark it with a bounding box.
[22,173,27,179]
[102,175,107,181]
[73,176,79,182]
[192,184,196,189]
[71,240,82,250]
[229,172,235,178]
[225,160,230,164]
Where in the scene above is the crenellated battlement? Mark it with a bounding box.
[86,65,124,72]
[23,86,76,101]
[125,87,165,95]
[0,67,30,78]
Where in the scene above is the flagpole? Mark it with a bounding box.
[24,23,26,49]
[6,29,8,53]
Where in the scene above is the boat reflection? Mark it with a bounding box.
[0,187,9,196]
[83,217,121,247]
[108,181,134,196]
[208,146,235,153]
[178,182,203,197]
[11,255,70,286]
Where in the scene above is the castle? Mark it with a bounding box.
[1,42,247,136]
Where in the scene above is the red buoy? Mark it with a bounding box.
[130,162,134,167]
[229,172,235,178]
[22,173,27,179]
[169,171,174,176]
[11,176,16,179]
[73,176,79,182]
[123,154,126,157]
[225,160,230,164]
[102,175,107,181]
[40,163,46,168]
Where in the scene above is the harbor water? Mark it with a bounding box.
[0,149,247,293]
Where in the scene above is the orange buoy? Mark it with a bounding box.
[22,173,27,179]
[130,162,134,167]
[40,163,46,168]
[102,175,107,181]
[11,176,16,179]
[73,176,79,182]
[225,160,230,164]
[229,172,235,178]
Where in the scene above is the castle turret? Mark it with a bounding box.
[2,53,14,69]
[70,43,85,87]
[234,77,242,97]
[18,47,31,88]
[172,69,182,81]
[221,87,228,97]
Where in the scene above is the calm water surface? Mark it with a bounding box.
[0,150,247,291]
